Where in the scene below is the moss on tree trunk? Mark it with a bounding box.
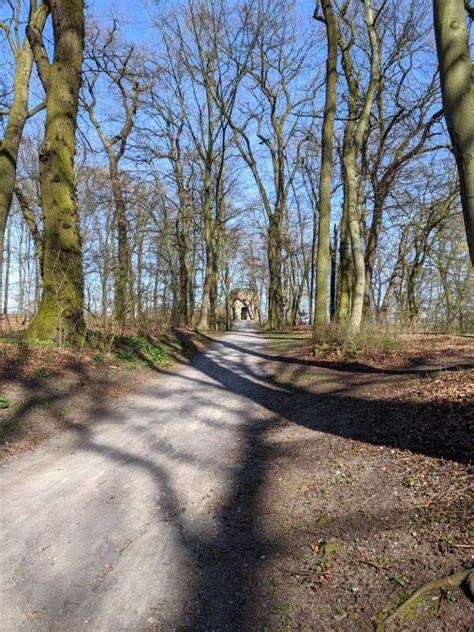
[25,0,85,344]
[0,4,48,312]
[433,0,474,265]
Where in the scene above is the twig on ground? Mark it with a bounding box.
[357,559,392,572]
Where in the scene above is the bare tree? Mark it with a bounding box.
[82,23,146,331]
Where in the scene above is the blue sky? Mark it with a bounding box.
[89,0,319,43]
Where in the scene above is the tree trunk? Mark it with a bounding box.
[0,5,48,312]
[363,184,387,318]
[378,228,408,323]
[267,212,284,328]
[209,255,218,330]
[337,198,352,321]
[108,158,130,331]
[225,272,232,330]
[433,0,474,264]
[3,220,11,317]
[344,159,365,331]
[175,213,190,327]
[336,0,380,332]
[26,0,85,344]
[15,186,44,275]
[313,0,338,329]
[196,174,214,330]
[329,223,338,321]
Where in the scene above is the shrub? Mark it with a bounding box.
[0,395,10,409]
[113,349,134,361]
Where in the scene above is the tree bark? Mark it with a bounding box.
[433,0,474,264]
[313,0,338,329]
[337,197,352,321]
[196,169,214,330]
[363,184,386,317]
[0,4,48,315]
[267,211,284,328]
[338,0,380,332]
[330,223,338,320]
[108,157,130,330]
[25,0,85,344]
[378,227,408,323]
[2,220,11,318]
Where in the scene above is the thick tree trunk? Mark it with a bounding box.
[308,201,317,325]
[26,0,85,344]
[433,0,474,264]
[406,270,419,326]
[314,0,338,330]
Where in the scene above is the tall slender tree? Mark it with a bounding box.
[0,1,48,313]
[338,0,380,332]
[313,0,338,329]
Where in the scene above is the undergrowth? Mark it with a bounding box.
[113,336,173,367]
[312,324,402,359]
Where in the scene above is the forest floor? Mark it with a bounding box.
[0,325,472,631]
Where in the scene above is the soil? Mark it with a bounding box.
[242,331,473,631]
[0,330,207,457]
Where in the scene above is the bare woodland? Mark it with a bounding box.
[1,3,473,630]
[0,0,473,341]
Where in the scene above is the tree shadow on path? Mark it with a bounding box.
[181,333,472,630]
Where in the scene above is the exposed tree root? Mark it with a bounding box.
[376,568,473,630]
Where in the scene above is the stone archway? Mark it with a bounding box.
[230,288,258,323]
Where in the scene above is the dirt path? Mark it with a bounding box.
[1,325,472,631]
[0,325,279,630]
